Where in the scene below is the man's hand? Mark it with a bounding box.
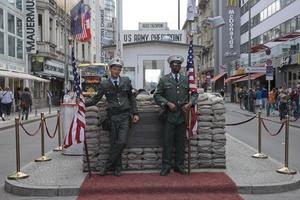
[167,102,177,112]
[181,102,192,113]
[132,115,139,123]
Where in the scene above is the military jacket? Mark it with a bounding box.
[154,73,198,124]
[85,76,138,115]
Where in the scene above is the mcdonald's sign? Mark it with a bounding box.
[227,0,237,7]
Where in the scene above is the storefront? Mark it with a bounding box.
[31,57,67,106]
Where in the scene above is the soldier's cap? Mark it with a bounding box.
[108,57,124,68]
[167,55,184,65]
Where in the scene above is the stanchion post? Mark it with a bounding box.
[277,115,296,175]
[7,117,29,180]
[54,110,63,151]
[252,111,268,159]
[35,113,51,162]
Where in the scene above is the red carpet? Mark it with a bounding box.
[77,172,243,200]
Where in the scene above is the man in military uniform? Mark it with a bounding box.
[85,58,139,177]
[154,55,198,176]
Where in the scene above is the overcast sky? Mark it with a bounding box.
[123,0,189,30]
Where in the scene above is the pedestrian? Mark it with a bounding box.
[279,89,288,121]
[85,57,139,177]
[0,87,14,120]
[15,87,22,115]
[0,87,5,121]
[268,88,276,115]
[261,86,268,109]
[243,89,249,111]
[154,55,199,176]
[249,88,256,113]
[20,87,32,120]
[47,90,53,111]
[238,88,243,109]
[255,88,262,111]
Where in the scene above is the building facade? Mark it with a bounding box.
[0,0,50,110]
[239,0,300,89]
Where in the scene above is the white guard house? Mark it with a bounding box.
[103,23,201,91]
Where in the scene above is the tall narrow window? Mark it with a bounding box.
[0,8,3,30]
[8,35,15,57]
[38,14,43,41]
[8,13,15,34]
[0,32,4,54]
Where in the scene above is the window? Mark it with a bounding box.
[291,18,296,32]
[0,8,3,29]
[82,44,85,59]
[8,13,15,34]
[17,39,22,59]
[8,35,15,57]
[16,17,22,37]
[37,14,43,41]
[16,0,22,11]
[0,32,4,54]
[49,18,53,43]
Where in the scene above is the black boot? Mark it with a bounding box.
[99,167,108,176]
[160,168,171,176]
[114,168,121,177]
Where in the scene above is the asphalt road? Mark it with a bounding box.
[225,106,300,172]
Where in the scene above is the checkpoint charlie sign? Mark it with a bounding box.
[123,30,185,44]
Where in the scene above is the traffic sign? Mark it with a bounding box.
[266,65,273,80]
[245,67,266,73]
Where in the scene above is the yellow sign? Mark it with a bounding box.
[227,0,237,7]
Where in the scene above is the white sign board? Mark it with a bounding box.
[123,30,186,44]
[25,0,37,54]
[266,65,274,80]
[139,22,168,30]
[245,67,266,73]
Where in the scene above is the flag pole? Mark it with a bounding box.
[84,140,92,178]
[187,94,192,175]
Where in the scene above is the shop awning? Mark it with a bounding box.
[0,70,50,82]
[211,72,227,82]
[224,75,245,84]
[233,73,265,83]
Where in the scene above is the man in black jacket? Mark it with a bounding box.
[85,57,139,176]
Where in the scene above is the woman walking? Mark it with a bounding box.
[0,87,14,120]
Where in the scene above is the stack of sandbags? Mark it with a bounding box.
[195,92,226,168]
[83,106,101,172]
[83,91,227,171]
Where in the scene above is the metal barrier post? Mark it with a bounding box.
[252,111,268,159]
[54,110,63,151]
[35,113,51,162]
[277,115,296,175]
[7,117,29,180]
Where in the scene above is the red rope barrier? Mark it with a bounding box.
[226,114,257,126]
[20,122,41,136]
[44,117,59,139]
[261,119,285,136]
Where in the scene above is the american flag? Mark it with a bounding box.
[63,47,86,148]
[71,3,91,42]
[186,40,198,137]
